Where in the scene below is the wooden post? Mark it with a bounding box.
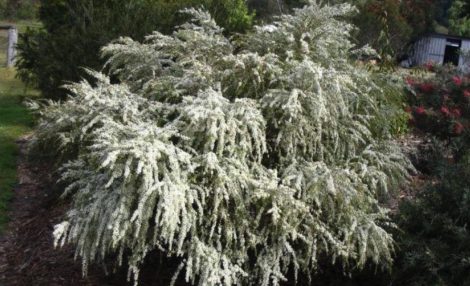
[7,26,18,67]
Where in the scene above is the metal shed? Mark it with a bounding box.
[411,33,470,72]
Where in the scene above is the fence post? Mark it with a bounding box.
[7,26,18,67]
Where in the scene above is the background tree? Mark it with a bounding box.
[260,0,436,59]
[15,0,254,100]
[449,0,470,37]
[434,0,453,29]
[0,0,38,19]
[353,0,438,60]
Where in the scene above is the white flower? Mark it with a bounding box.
[30,3,412,286]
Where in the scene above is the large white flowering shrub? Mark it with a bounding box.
[32,2,411,285]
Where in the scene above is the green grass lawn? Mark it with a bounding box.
[0,19,42,33]
[0,29,7,66]
[0,68,36,232]
[0,19,39,232]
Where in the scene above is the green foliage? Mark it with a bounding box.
[369,72,410,137]
[434,0,453,27]
[406,65,470,149]
[400,0,438,40]
[32,3,411,285]
[394,153,470,286]
[204,0,254,33]
[15,0,254,100]
[449,0,470,37]
[393,64,470,286]
[284,0,436,59]
[0,68,35,232]
[0,0,39,20]
[352,0,410,58]
[0,0,6,17]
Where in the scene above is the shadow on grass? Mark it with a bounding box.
[0,67,36,233]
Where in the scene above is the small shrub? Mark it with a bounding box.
[405,65,470,154]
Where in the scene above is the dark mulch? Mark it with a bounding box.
[0,137,105,286]
[387,132,439,213]
[0,136,189,286]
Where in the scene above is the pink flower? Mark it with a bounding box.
[452,108,462,118]
[415,106,426,115]
[453,76,462,86]
[405,77,415,86]
[440,106,450,116]
[424,61,434,71]
[464,90,470,98]
[453,121,465,135]
[419,83,434,93]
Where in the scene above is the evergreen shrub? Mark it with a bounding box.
[31,2,411,285]
[394,64,470,286]
[1,0,39,20]
[394,151,470,286]
[406,64,470,150]
[15,0,254,100]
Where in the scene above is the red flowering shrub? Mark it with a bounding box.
[418,83,434,93]
[415,106,426,115]
[396,67,470,286]
[451,108,461,118]
[406,66,470,139]
[453,121,465,134]
[440,106,450,116]
[464,89,470,98]
[423,61,436,72]
[453,75,463,86]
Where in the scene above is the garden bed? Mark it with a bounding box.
[0,137,192,286]
[0,133,431,286]
[0,136,103,285]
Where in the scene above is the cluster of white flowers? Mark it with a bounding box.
[34,2,412,285]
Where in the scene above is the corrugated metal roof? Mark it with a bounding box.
[0,25,15,30]
[425,33,470,42]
